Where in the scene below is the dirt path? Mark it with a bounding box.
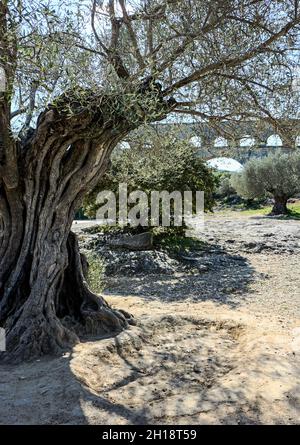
[0,214,299,424]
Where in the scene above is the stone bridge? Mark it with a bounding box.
[155,118,300,164]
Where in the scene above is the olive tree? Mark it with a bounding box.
[83,127,218,225]
[0,0,299,361]
[231,152,300,214]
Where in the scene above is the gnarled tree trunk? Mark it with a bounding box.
[270,196,288,215]
[0,88,169,363]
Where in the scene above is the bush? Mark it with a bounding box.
[83,127,218,231]
[231,152,300,215]
[85,252,106,294]
[215,172,237,199]
[214,172,261,208]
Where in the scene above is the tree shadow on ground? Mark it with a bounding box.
[1,308,299,425]
[104,245,256,308]
[250,213,300,221]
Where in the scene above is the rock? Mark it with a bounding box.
[244,241,258,249]
[193,364,202,373]
[179,255,199,262]
[108,232,153,251]
[198,264,209,272]
[98,249,181,275]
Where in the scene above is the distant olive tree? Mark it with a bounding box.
[231,152,300,215]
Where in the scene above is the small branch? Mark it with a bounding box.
[106,0,130,79]
[173,108,237,139]
[91,0,109,54]
[18,80,39,140]
[10,107,26,119]
[213,73,274,93]
[163,16,300,96]
[119,0,145,69]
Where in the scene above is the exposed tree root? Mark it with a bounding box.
[0,231,134,363]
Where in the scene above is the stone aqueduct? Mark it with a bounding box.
[156,118,300,164]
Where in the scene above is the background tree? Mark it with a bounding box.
[214,171,265,208]
[83,127,217,228]
[214,172,237,202]
[0,0,299,361]
[231,152,300,215]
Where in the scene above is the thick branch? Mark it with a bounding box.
[163,16,300,95]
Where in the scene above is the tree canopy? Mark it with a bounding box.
[2,0,300,141]
[83,127,218,226]
[231,152,300,214]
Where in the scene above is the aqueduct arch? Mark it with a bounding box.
[155,118,300,164]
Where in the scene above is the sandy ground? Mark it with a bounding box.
[0,214,299,424]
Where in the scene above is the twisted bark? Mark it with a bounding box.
[0,93,141,362]
[0,77,172,362]
[270,196,288,215]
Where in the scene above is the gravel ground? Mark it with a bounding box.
[95,214,300,326]
[0,213,299,425]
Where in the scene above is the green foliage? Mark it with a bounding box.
[85,252,105,294]
[82,224,206,253]
[6,0,300,136]
[214,171,265,209]
[152,229,207,254]
[220,201,300,220]
[215,172,237,199]
[82,224,144,236]
[231,152,300,202]
[83,127,218,230]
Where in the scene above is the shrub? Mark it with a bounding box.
[83,127,218,231]
[85,252,106,294]
[215,172,237,199]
